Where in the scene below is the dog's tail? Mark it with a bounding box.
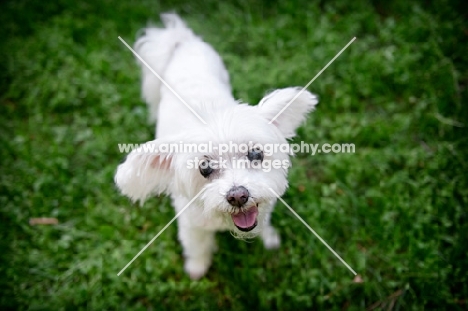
[134,13,196,121]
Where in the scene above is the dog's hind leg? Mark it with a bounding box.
[134,13,197,123]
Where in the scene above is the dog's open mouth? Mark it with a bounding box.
[231,205,258,232]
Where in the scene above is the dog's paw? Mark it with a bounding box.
[262,226,281,249]
[184,257,211,280]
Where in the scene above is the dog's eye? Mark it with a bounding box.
[199,159,213,178]
[247,148,263,162]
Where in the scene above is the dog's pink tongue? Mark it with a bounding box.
[231,206,258,228]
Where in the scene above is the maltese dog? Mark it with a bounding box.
[115,13,318,280]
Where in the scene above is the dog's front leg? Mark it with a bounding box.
[177,221,215,280]
[173,196,215,280]
[260,208,281,249]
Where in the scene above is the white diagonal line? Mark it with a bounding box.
[118,36,207,125]
[117,188,205,276]
[269,37,356,124]
[268,188,357,275]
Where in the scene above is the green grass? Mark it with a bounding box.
[1,0,467,309]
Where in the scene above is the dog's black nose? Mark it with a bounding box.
[226,186,249,207]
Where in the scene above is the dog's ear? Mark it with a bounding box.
[257,87,318,138]
[114,139,174,204]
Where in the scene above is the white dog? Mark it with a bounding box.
[115,14,318,280]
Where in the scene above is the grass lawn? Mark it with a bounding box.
[1,0,467,309]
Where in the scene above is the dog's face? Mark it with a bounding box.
[115,88,318,237]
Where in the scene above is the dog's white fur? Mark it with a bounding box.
[115,14,318,280]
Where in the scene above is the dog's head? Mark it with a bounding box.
[115,87,318,237]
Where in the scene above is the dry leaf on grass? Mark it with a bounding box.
[353,274,364,283]
[29,218,59,225]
